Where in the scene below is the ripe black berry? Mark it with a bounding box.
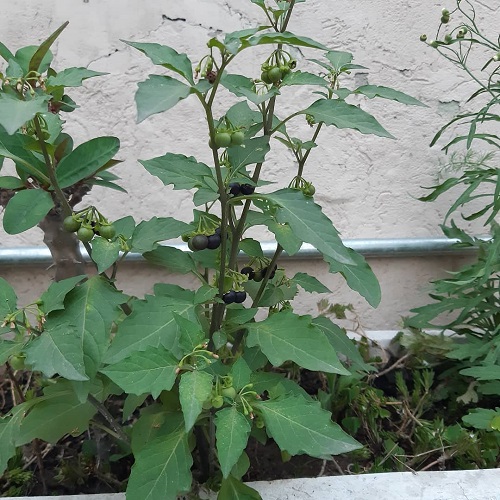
[229,182,241,196]
[222,290,237,304]
[240,184,255,195]
[207,233,221,249]
[234,291,247,303]
[241,266,255,280]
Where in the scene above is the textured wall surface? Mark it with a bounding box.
[0,0,497,328]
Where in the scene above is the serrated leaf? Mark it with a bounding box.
[46,67,107,87]
[221,73,279,105]
[131,216,192,253]
[47,276,126,384]
[24,323,88,381]
[311,316,374,372]
[463,408,500,430]
[101,347,179,399]
[56,136,120,188]
[143,245,197,274]
[139,153,212,189]
[354,85,426,107]
[91,236,121,273]
[304,99,394,138]
[17,381,97,445]
[262,189,355,265]
[460,365,500,381]
[179,370,213,431]
[246,310,350,374]
[3,189,54,234]
[255,395,361,458]
[173,314,206,354]
[243,31,328,51]
[135,74,192,123]
[216,407,251,478]
[124,41,194,84]
[291,272,331,293]
[218,475,262,500]
[324,247,381,307]
[0,277,17,319]
[0,93,51,135]
[281,70,327,87]
[105,294,198,364]
[127,416,192,500]
[0,175,24,188]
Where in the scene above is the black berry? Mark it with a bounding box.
[190,234,209,251]
[234,291,247,303]
[207,233,221,249]
[222,290,237,304]
[240,184,255,195]
[241,266,255,280]
[229,182,241,196]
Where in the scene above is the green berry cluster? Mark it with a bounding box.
[63,207,116,242]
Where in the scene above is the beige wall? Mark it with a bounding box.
[0,1,496,328]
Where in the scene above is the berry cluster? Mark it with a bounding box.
[213,129,245,149]
[228,182,255,196]
[241,264,277,282]
[222,290,247,304]
[63,210,116,243]
[261,59,296,85]
[187,228,222,251]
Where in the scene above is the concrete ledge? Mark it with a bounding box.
[6,469,500,499]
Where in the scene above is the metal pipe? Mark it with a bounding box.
[0,237,486,267]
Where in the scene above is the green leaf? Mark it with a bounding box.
[24,323,88,381]
[131,216,192,253]
[324,50,354,71]
[216,407,251,479]
[0,93,51,135]
[179,370,213,431]
[250,372,311,401]
[281,70,327,87]
[239,238,264,258]
[91,236,121,273]
[56,136,120,188]
[101,347,179,399]
[262,189,355,265]
[3,189,54,234]
[255,395,361,458]
[46,67,107,87]
[122,393,148,422]
[135,74,192,123]
[14,46,52,74]
[311,316,374,372]
[0,41,14,62]
[131,406,172,453]
[354,85,427,107]
[0,404,29,476]
[17,381,97,445]
[221,73,279,105]
[291,272,331,293]
[105,294,198,364]
[463,408,500,431]
[0,340,24,365]
[124,41,194,85]
[227,136,270,173]
[230,358,252,390]
[304,99,394,138]
[218,475,262,500]
[139,153,212,190]
[48,276,126,383]
[0,175,24,188]
[127,416,192,500]
[460,365,500,381]
[39,275,86,314]
[143,245,197,274]
[246,310,350,374]
[0,277,17,319]
[242,31,328,52]
[174,314,206,354]
[324,247,381,307]
[28,21,68,73]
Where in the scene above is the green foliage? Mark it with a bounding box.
[0,1,424,497]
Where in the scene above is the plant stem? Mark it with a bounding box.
[87,394,130,445]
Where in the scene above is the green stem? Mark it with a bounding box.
[88,394,130,445]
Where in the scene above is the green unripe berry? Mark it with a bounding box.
[441,15,450,24]
[214,132,232,148]
[77,226,94,242]
[429,40,439,48]
[267,67,282,84]
[420,34,427,42]
[9,354,26,371]
[99,224,116,240]
[212,395,224,408]
[231,130,245,146]
[261,71,272,84]
[221,386,237,399]
[444,34,453,44]
[63,216,81,233]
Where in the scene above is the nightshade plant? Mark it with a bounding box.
[0,1,424,498]
[409,0,500,435]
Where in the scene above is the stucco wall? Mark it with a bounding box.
[0,0,497,328]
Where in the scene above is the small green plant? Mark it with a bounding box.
[409,0,500,438]
[0,1,423,498]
